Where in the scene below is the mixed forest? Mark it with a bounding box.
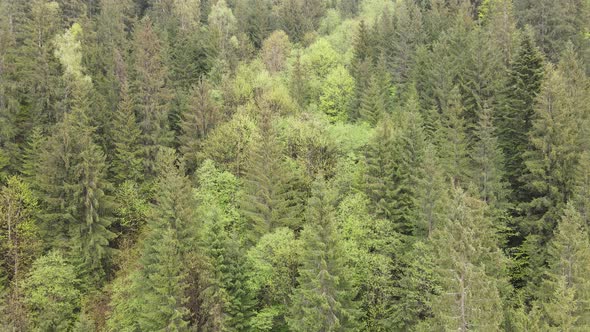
[0,0,590,330]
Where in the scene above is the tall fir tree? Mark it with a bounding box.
[536,203,590,329]
[436,86,470,186]
[179,77,221,174]
[430,188,508,331]
[288,178,358,331]
[110,79,142,185]
[496,31,544,203]
[240,110,303,241]
[523,64,582,236]
[131,17,173,177]
[470,104,508,207]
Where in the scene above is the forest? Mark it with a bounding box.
[0,0,589,331]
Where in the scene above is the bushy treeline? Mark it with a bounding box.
[0,0,589,330]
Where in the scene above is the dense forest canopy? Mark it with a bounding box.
[0,0,589,330]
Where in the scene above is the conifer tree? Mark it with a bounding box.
[523,64,581,235]
[138,227,190,331]
[203,212,255,331]
[38,23,115,278]
[19,127,45,186]
[288,178,358,331]
[24,251,81,332]
[110,79,142,184]
[536,203,590,329]
[131,17,173,176]
[470,104,508,207]
[497,32,544,202]
[133,148,197,330]
[436,86,470,186]
[416,143,449,238]
[359,59,392,126]
[364,117,397,222]
[388,95,427,235]
[430,188,508,331]
[180,78,221,174]
[240,110,303,241]
[350,20,375,119]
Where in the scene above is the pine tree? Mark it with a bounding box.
[416,143,449,238]
[37,23,115,279]
[180,78,221,174]
[364,117,397,222]
[288,178,358,331]
[459,25,506,134]
[430,188,508,331]
[24,251,81,332]
[134,148,197,330]
[131,17,173,177]
[359,58,392,126]
[240,110,303,241]
[523,64,581,236]
[388,95,427,235]
[138,227,190,331]
[350,20,375,120]
[536,203,590,329]
[514,0,589,62]
[436,86,470,186]
[110,79,142,185]
[496,32,544,202]
[470,104,508,207]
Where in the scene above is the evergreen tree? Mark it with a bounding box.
[470,104,508,207]
[110,79,142,184]
[350,20,375,120]
[134,148,197,330]
[38,23,115,279]
[364,117,397,222]
[131,17,173,177]
[24,251,81,332]
[514,0,589,62]
[536,203,590,329]
[288,178,358,331]
[359,59,392,126]
[430,188,508,331]
[523,64,581,236]
[179,77,221,174]
[240,111,303,241]
[436,86,470,186]
[138,227,190,331]
[496,32,544,202]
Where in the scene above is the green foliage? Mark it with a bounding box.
[319,65,353,123]
[497,32,545,202]
[430,188,508,331]
[24,251,81,332]
[288,178,358,331]
[535,203,590,329]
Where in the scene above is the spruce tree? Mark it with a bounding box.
[496,32,544,202]
[240,110,303,241]
[131,17,173,177]
[430,188,508,331]
[436,86,470,186]
[523,64,581,236]
[470,104,508,207]
[38,23,115,279]
[134,148,197,330]
[363,117,397,222]
[536,203,590,329]
[288,178,358,331]
[110,79,142,185]
[179,77,221,174]
[359,58,392,126]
